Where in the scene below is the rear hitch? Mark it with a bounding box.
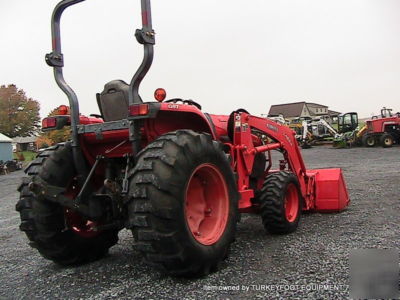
[95,221,125,232]
[29,178,93,217]
[75,155,103,204]
[121,154,132,195]
[29,178,114,220]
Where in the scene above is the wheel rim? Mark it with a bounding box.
[185,163,229,245]
[284,183,299,223]
[384,138,392,146]
[367,138,375,146]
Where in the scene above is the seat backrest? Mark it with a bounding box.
[96,80,129,121]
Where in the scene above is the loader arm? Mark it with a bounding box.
[357,125,367,138]
[232,112,349,212]
[232,113,308,206]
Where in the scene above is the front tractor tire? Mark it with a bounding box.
[259,171,302,234]
[362,134,376,147]
[16,143,119,265]
[128,130,238,277]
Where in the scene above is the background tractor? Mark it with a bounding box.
[361,107,400,148]
[334,108,400,148]
[16,0,350,277]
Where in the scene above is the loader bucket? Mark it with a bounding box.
[308,168,350,212]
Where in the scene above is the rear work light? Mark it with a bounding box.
[58,105,69,115]
[154,88,166,102]
[129,104,149,116]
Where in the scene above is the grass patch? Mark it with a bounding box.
[13,151,37,162]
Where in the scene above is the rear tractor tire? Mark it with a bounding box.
[380,133,393,148]
[16,143,119,265]
[259,171,302,234]
[128,130,239,277]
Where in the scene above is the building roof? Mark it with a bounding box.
[0,133,13,143]
[12,136,37,144]
[268,102,306,118]
[328,109,341,116]
[269,101,341,118]
[305,102,328,108]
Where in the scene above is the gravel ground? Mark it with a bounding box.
[0,146,399,299]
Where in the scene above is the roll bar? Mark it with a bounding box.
[381,107,393,118]
[45,0,155,179]
[45,0,84,148]
[129,0,155,105]
[45,0,155,144]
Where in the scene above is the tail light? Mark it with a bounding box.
[42,116,70,131]
[42,117,57,129]
[129,104,149,116]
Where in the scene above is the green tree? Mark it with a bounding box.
[0,84,40,137]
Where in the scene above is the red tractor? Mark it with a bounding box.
[16,0,349,277]
[362,107,400,148]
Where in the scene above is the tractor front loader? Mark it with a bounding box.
[16,0,350,277]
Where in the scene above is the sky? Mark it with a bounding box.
[0,0,399,119]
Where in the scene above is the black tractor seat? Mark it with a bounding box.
[96,80,130,122]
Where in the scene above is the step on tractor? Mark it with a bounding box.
[16,0,350,277]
